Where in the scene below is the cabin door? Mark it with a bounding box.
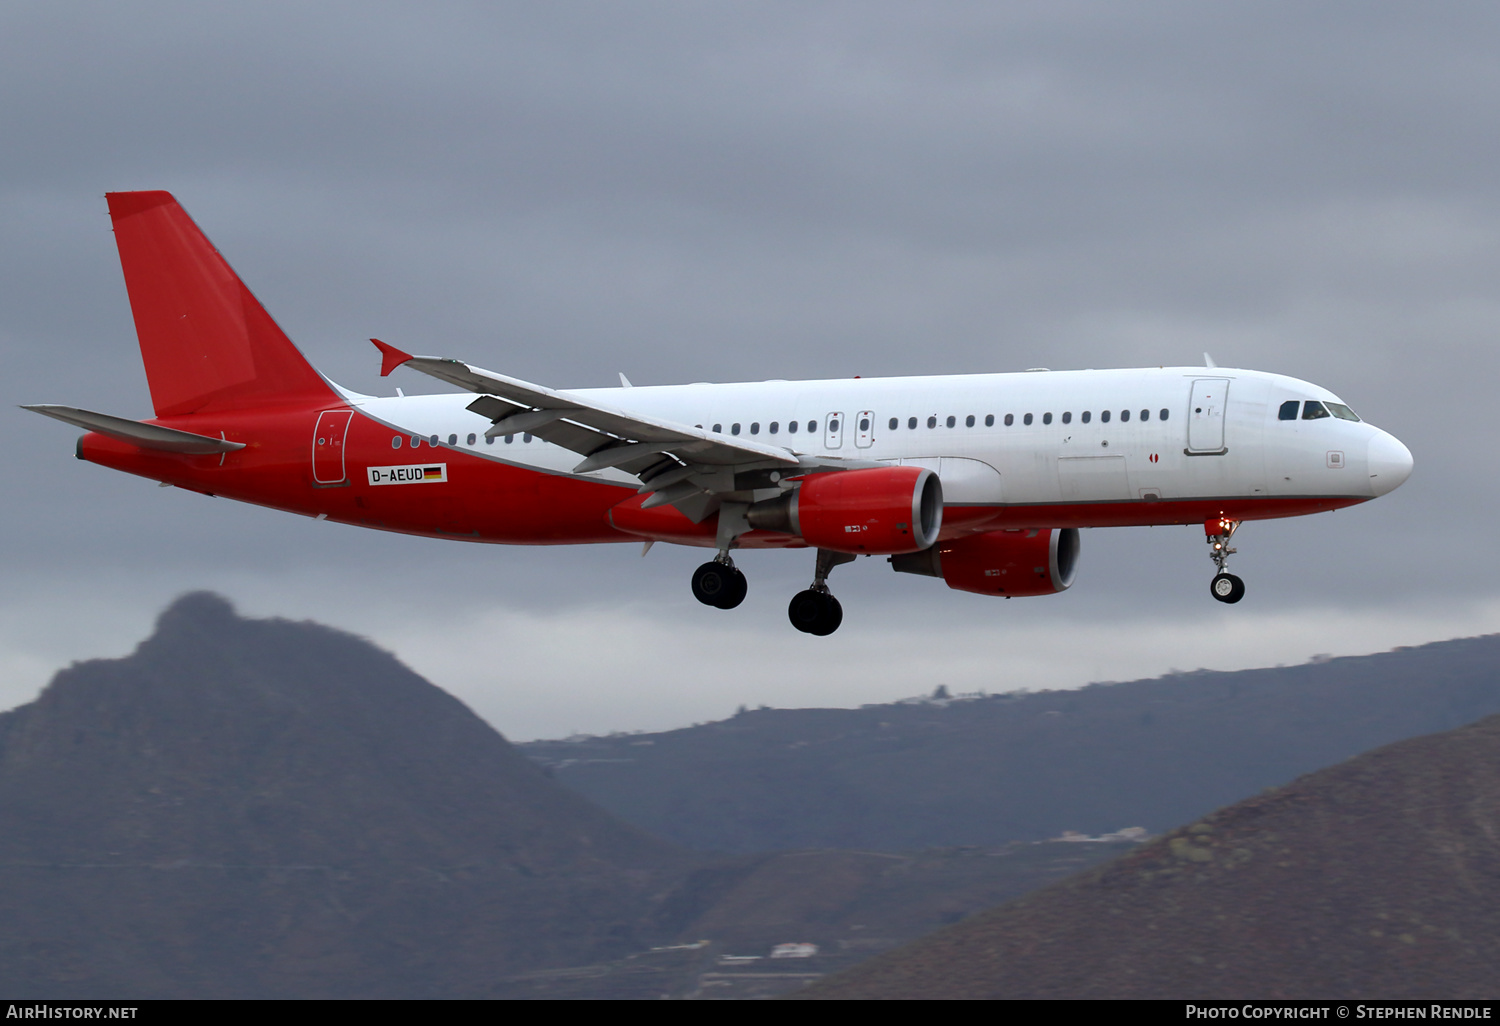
[312,409,354,484]
[1187,379,1230,453]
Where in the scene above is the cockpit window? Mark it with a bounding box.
[1325,402,1361,422]
[1278,400,1300,421]
[1302,401,1330,420]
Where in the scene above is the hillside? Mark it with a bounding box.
[801,712,1500,999]
[0,593,1145,999]
[0,593,688,998]
[522,637,1500,851]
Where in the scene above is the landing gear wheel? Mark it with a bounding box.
[1210,572,1245,604]
[692,562,747,609]
[720,567,748,609]
[788,590,843,636]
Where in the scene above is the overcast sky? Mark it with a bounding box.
[2,2,1494,739]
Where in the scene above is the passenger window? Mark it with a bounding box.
[859,417,869,432]
[523,433,533,443]
[1061,412,1071,424]
[888,418,898,430]
[770,422,779,434]
[1004,414,1014,426]
[1082,411,1091,424]
[966,414,975,427]
[732,423,741,435]
[712,423,722,433]
[946,415,956,428]
[1302,401,1330,420]
[428,435,439,445]
[1042,412,1052,425]
[788,421,798,433]
[391,436,401,449]
[985,414,994,427]
[505,434,514,444]
[750,422,760,435]
[1023,413,1033,426]
[466,433,476,445]
[1120,410,1130,423]
[447,433,457,445]
[908,417,918,429]
[485,435,494,445]
[808,421,818,433]
[410,436,420,448]
[1160,409,1169,421]
[1103,410,1113,423]
[1140,409,1149,421]
[1278,400,1300,421]
[828,419,839,432]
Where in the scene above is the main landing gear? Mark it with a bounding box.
[690,548,853,635]
[788,550,855,636]
[1206,517,1245,604]
[691,556,747,610]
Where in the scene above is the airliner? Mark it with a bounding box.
[25,192,1414,635]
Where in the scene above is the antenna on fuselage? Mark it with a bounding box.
[1203,352,1217,368]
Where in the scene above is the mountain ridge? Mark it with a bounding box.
[0,592,686,997]
[800,710,1500,999]
[521,633,1500,851]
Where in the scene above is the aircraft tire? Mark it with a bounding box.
[809,594,843,636]
[716,567,748,610]
[1210,572,1245,604]
[788,590,842,635]
[693,562,737,607]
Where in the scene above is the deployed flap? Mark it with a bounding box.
[22,404,246,454]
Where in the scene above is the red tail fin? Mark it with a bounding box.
[106,191,337,417]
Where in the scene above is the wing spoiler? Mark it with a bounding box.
[22,405,246,454]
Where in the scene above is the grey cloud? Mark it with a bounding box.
[2,2,1492,733]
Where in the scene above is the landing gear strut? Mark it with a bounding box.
[789,550,854,636]
[1205,517,1245,604]
[692,555,747,610]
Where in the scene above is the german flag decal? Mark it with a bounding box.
[367,464,448,486]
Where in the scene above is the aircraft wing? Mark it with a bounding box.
[371,339,868,521]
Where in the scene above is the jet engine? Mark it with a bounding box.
[889,527,1080,597]
[746,465,942,555]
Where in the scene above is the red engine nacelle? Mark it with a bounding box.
[889,527,1080,597]
[746,465,943,555]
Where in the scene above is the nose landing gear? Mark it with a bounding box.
[1206,517,1245,604]
[789,549,855,636]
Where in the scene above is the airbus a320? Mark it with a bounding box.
[26,192,1414,635]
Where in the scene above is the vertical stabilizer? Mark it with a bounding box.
[106,191,337,417]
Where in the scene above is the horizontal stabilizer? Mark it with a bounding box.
[22,405,246,454]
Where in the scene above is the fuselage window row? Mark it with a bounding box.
[398,403,1179,457]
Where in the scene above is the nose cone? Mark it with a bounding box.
[1367,430,1413,497]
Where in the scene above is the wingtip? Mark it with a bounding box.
[370,338,414,377]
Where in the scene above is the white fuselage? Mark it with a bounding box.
[349,366,1411,521]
